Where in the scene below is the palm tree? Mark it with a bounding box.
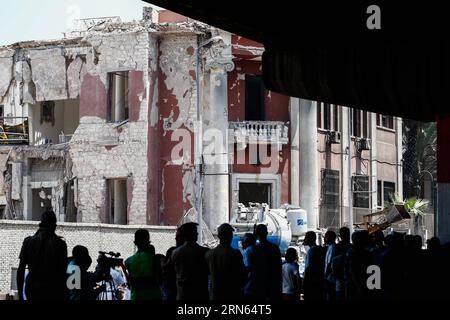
[402,120,436,209]
[386,193,429,236]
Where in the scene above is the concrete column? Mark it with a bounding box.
[202,67,229,233]
[395,117,403,199]
[113,180,128,225]
[436,116,450,243]
[370,113,378,210]
[23,103,34,145]
[21,158,33,220]
[289,97,300,206]
[341,107,350,226]
[114,73,126,121]
[299,99,319,230]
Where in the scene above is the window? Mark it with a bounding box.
[108,71,129,122]
[232,173,281,210]
[245,75,265,121]
[376,114,394,130]
[41,101,55,126]
[320,169,340,228]
[377,180,396,207]
[238,182,271,207]
[350,108,369,138]
[353,175,370,208]
[377,180,382,207]
[317,102,339,131]
[105,179,128,224]
[383,181,396,204]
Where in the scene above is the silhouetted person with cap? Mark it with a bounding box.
[205,223,246,300]
[17,211,68,300]
[302,231,325,300]
[124,229,162,300]
[172,222,210,300]
[244,224,282,300]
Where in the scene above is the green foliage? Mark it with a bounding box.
[386,193,429,217]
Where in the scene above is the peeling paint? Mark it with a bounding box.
[159,35,196,131]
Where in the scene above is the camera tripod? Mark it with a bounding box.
[97,276,120,300]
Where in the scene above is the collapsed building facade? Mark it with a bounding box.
[0,8,404,233]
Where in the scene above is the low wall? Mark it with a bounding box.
[0,220,176,294]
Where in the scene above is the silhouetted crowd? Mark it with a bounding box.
[16,211,450,301]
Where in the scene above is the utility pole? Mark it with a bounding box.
[195,36,203,245]
[348,107,354,233]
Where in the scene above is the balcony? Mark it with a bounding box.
[229,121,289,148]
[0,117,29,145]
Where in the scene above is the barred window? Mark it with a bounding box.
[353,175,370,208]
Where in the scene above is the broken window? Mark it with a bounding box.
[245,75,265,121]
[40,101,55,126]
[107,71,129,122]
[238,182,271,207]
[31,187,53,221]
[105,179,128,225]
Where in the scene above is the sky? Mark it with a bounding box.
[0,0,161,46]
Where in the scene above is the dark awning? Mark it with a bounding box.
[145,1,450,121]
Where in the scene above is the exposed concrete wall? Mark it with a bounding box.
[0,220,176,294]
[69,31,151,225]
[0,50,14,104]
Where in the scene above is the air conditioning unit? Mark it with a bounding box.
[357,138,371,151]
[326,131,341,144]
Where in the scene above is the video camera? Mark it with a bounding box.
[96,251,123,279]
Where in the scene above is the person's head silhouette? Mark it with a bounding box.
[217,223,234,246]
[255,224,268,242]
[134,229,151,250]
[39,210,57,231]
[179,222,199,244]
[72,245,92,271]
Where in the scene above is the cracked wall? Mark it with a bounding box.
[157,34,197,225]
[0,18,209,226]
[69,30,152,224]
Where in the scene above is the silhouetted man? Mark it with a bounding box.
[172,222,210,300]
[17,211,68,300]
[345,230,371,300]
[333,226,352,300]
[124,229,162,300]
[302,231,325,301]
[67,245,101,300]
[244,224,282,300]
[161,228,184,300]
[324,230,337,301]
[205,223,246,300]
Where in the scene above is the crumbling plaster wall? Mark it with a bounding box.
[69,31,152,225]
[157,34,198,225]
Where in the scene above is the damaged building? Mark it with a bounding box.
[0,8,405,230]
